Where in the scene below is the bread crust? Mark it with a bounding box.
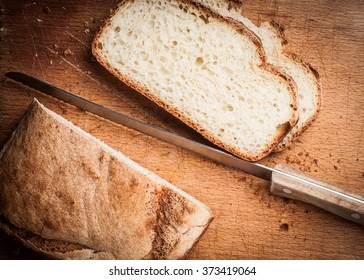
[267,20,322,151]
[92,0,298,161]
[0,99,213,259]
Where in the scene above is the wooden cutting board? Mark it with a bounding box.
[0,0,363,259]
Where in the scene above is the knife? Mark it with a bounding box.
[5,71,364,225]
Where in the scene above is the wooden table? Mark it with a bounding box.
[0,0,363,259]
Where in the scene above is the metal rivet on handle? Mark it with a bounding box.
[282,188,292,194]
[351,213,361,219]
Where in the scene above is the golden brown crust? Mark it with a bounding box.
[269,19,288,45]
[92,0,298,161]
[264,20,322,151]
[0,99,213,259]
[273,51,322,151]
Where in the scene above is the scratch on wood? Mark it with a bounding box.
[46,47,101,85]
[65,30,89,48]
[30,33,45,80]
[37,20,46,43]
[23,13,46,80]
[167,154,185,182]
[238,225,250,257]
[45,46,129,104]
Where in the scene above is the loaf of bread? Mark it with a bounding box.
[0,99,213,259]
[199,0,321,150]
[92,0,298,161]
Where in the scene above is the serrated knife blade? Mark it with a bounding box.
[5,71,364,225]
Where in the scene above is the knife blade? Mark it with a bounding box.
[5,71,364,225]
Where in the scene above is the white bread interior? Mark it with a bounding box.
[92,0,298,161]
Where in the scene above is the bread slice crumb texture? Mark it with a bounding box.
[93,0,298,161]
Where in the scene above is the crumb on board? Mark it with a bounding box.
[280,223,289,231]
[63,48,74,56]
[43,7,51,14]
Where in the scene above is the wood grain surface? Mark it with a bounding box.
[0,0,363,260]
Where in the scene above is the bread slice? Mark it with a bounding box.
[199,0,321,150]
[92,0,298,161]
[0,99,213,260]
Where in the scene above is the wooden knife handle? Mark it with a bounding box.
[270,164,364,225]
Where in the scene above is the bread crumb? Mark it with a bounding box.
[84,28,90,34]
[43,7,51,14]
[25,2,36,8]
[64,48,74,56]
[36,19,43,22]
[334,165,338,170]
[313,159,319,166]
[280,223,289,231]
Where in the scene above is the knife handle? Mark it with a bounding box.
[270,164,364,225]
